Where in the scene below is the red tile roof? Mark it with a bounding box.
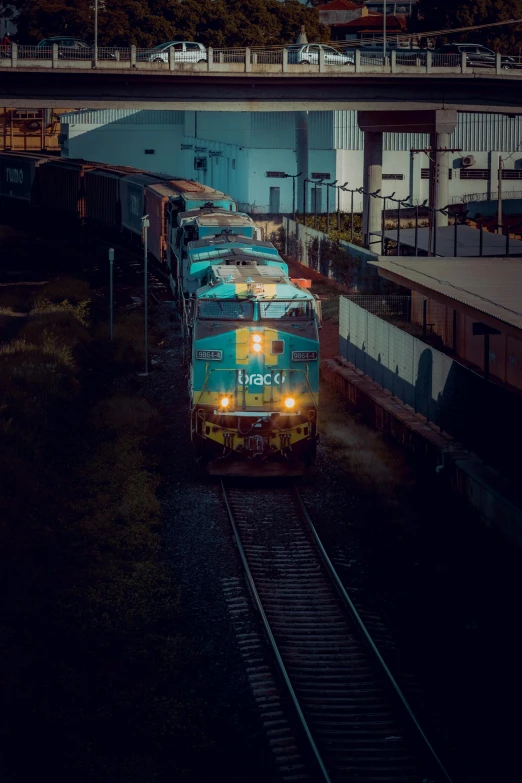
[330,14,407,30]
[317,0,361,9]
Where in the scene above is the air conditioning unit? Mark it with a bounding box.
[461,155,476,168]
[194,156,207,170]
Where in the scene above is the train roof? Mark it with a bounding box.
[196,264,314,301]
[188,235,275,251]
[179,209,252,224]
[166,180,231,199]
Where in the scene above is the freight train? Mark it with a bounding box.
[0,151,320,475]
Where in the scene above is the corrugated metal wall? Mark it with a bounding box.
[61,109,522,153]
[332,110,522,152]
[61,109,184,125]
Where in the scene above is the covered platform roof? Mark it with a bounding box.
[369,256,522,332]
[380,224,522,257]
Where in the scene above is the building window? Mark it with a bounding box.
[502,169,522,179]
[382,174,404,180]
[459,169,490,180]
[144,149,155,155]
[421,168,453,179]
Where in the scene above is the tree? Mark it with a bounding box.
[416,0,522,53]
[0,0,329,47]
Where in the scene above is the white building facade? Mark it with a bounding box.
[61,109,522,214]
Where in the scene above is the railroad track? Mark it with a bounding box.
[222,481,453,783]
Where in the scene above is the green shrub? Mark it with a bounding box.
[34,276,92,305]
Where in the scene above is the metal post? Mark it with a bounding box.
[314,183,318,229]
[337,188,341,231]
[142,215,150,375]
[484,334,490,381]
[94,0,98,66]
[381,197,386,254]
[326,184,330,234]
[292,175,296,222]
[109,248,114,340]
[303,178,308,224]
[350,190,354,242]
[453,214,458,256]
[433,210,438,256]
[414,204,419,254]
[497,154,503,234]
[383,0,387,64]
[396,199,401,254]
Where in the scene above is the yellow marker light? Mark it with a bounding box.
[284,397,295,409]
[252,334,262,343]
[220,397,230,408]
[252,343,262,353]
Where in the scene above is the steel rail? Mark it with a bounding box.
[221,480,332,783]
[292,484,454,783]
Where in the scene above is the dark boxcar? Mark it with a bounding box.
[120,171,178,237]
[38,159,95,218]
[0,151,51,203]
[85,167,129,230]
[145,182,182,263]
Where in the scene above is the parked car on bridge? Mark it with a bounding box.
[286,44,355,66]
[434,43,516,69]
[36,37,92,58]
[137,41,207,64]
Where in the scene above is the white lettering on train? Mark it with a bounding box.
[5,168,23,184]
[238,370,286,386]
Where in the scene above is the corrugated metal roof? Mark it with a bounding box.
[380,225,522,256]
[61,109,184,125]
[370,256,522,331]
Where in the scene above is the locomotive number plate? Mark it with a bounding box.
[196,350,223,361]
[291,351,318,361]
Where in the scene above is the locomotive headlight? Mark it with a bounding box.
[252,334,262,343]
[220,397,230,408]
[284,397,295,409]
[253,343,262,353]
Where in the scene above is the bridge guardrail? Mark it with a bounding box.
[2,43,522,76]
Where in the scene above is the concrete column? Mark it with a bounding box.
[362,131,383,248]
[295,111,309,212]
[430,131,450,227]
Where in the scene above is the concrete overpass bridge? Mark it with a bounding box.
[2,45,521,246]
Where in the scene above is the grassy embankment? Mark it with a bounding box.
[0,277,210,782]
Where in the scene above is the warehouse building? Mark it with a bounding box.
[60,109,522,214]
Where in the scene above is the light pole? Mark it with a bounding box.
[497,154,503,235]
[325,180,337,234]
[290,172,302,222]
[108,247,114,340]
[303,177,313,225]
[94,0,98,65]
[337,182,349,232]
[383,0,387,64]
[142,215,150,375]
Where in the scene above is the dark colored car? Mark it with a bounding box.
[35,37,117,60]
[434,43,516,69]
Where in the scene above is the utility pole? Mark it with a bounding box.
[497,154,503,234]
[383,0,387,63]
[142,215,150,376]
[108,247,114,340]
[94,0,98,65]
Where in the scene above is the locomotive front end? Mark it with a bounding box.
[190,268,319,476]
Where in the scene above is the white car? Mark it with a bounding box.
[287,44,354,66]
[139,41,207,64]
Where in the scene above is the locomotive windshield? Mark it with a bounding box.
[198,300,254,320]
[259,300,314,320]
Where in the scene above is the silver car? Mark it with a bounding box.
[139,41,207,64]
[287,44,354,66]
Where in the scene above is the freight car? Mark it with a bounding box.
[0,149,320,474]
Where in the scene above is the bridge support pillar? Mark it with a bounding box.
[358,110,457,249]
[362,131,383,249]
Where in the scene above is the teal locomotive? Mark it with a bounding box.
[168,202,321,476]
